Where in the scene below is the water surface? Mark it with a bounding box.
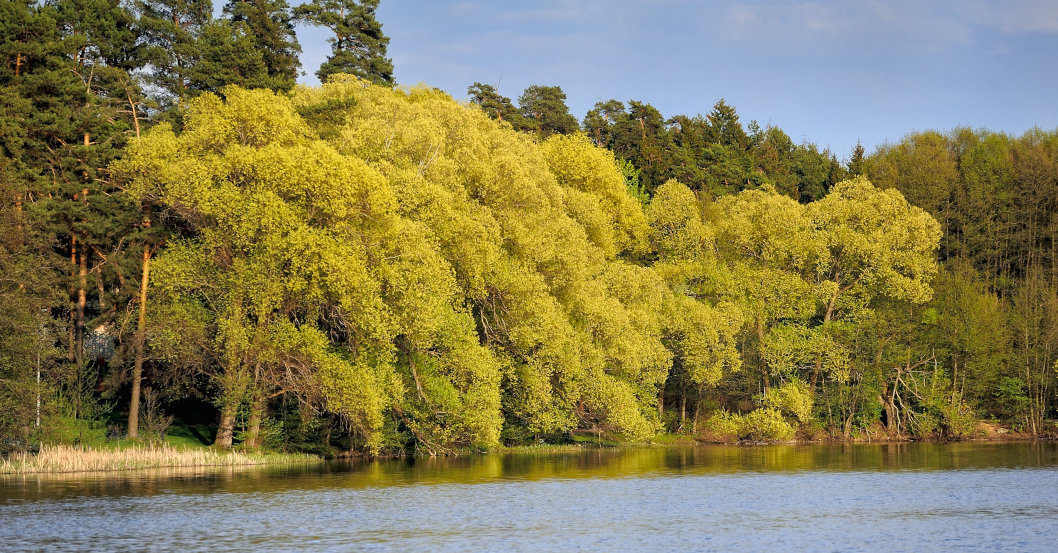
[2,442,1056,552]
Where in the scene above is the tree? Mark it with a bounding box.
[0,143,62,447]
[295,0,393,85]
[224,0,301,91]
[705,99,749,149]
[187,19,271,93]
[137,0,213,109]
[868,130,960,259]
[467,82,522,127]
[517,84,578,138]
[2,0,147,439]
[583,99,626,148]
[646,180,743,429]
[847,141,866,176]
[117,80,752,451]
[807,177,942,388]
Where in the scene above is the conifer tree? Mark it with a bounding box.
[224,0,302,91]
[295,0,393,85]
[467,82,521,126]
[188,19,271,93]
[137,0,212,109]
[517,84,578,138]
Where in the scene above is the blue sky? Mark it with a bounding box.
[290,0,1058,160]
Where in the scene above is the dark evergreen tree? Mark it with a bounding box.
[137,0,212,109]
[847,141,866,176]
[1,0,147,437]
[705,98,749,149]
[583,99,626,147]
[517,84,578,138]
[224,0,302,92]
[467,82,522,126]
[295,0,393,85]
[188,19,271,93]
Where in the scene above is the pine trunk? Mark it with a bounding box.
[68,235,77,364]
[127,243,151,438]
[76,238,87,367]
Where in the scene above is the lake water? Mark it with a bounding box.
[2,442,1056,552]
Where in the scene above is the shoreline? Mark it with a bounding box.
[4,429,1054,475]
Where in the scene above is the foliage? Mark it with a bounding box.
[295,0,393,85]
[739,408,796,442]
[112,80,748,453]
[703,407,795,442]
[6,0,1057,454]
[703,410,741,442]
[762,379,813,425]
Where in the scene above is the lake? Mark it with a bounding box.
[2,442,1056,552]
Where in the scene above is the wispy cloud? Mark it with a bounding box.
[965,0,1058,33]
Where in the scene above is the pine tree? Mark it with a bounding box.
[705,99,749,149]
[188,19,271,93]
[467,82,521,125]
[295,0,393,85]
[847,141,866,176]
[2,0,146,433]
[137,0,212,109]
[224,0,302,91]
[517,84,578,138]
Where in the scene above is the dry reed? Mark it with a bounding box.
[0,444,319,475]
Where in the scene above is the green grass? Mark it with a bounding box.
[164,423,215,448]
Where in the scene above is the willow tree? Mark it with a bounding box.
[118,88,414,450]
[303,79,734,441]
[117,75,762,451]
[708,185,822,393]
[651,177,941,432]
[645,180,744,429]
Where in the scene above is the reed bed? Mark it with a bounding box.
[0,444,319,475]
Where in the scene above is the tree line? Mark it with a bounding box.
[1,0,1054,454]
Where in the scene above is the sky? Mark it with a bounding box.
[290,0,1058,160]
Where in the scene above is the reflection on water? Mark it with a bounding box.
[2,442,1057,552]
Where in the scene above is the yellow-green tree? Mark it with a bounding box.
[116,78,751,451]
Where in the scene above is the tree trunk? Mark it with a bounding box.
[679,389,687,430]
[215,404,238,449]
[756,320,768,394]
[127,243,151,438]
[884,379,900,434]
[244,393,268,449]
[76,238,87,367]
[68,235,77,364]
[323,414,334,448]
[214,368,248,448]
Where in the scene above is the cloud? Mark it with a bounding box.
[971,0,1058,33]
[718,1,975,52]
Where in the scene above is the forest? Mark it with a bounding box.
[1,0,1055,456]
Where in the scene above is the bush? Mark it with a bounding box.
[763,380,814,425]
[703,407,796,442]
[739,407,796,442]
[703,410,742,442]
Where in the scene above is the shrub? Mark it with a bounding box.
[703,407,796,442]
[703,410,742,442]
[739,408,796,442]
[763,380,814,425]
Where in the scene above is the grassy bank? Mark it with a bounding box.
[0,444,320,475]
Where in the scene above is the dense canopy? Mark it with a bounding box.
[2,0,1053,454]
